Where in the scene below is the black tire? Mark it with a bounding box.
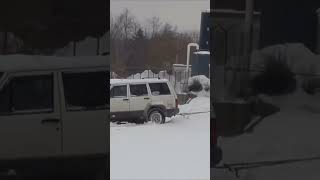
[148,108,165,124]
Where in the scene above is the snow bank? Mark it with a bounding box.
[250,43,320,87]
[188,75,210,97]
[179,96,210,113]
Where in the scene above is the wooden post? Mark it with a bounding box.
[97,37,100,55]
[3,31,8,54]
[244,0,254,59]
[240,0,255,98]
[175,54,179,64]
[73,41,76,56]
[316,9,320,54]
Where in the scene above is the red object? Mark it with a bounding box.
[212,117,218,145]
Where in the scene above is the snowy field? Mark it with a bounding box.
[212,88,320,179]
[110,96,210,180]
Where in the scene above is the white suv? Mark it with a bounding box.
[110,79,179,124]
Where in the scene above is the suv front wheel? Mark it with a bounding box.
[148,109,165,124]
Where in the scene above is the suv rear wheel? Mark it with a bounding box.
[148,109,165,124]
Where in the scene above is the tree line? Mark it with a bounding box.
[111,9,200,77]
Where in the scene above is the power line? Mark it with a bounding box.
[112,0,208,1]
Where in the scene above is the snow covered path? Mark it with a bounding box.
[110,97,210,180]
[213,89,320,179]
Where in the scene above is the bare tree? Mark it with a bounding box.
[188,31,200,43]
[117,9,136,40]
[110,11,199,75]
[147,16,162,38]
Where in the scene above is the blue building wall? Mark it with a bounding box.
[191,11,211,78]
[191,52,210,77]
[199,11,212,51]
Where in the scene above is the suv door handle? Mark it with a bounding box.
[41,118,60,124]
[123,98,129,101]
[144,97,150,100]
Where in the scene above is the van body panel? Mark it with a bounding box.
[58,70,108,156]
[0,71,62,160]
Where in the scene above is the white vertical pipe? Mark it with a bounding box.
[186,43,199,73]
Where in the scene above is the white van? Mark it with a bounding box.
[0,55,108,179]
[110,79,179,124]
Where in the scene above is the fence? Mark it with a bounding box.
[125,70,191,95]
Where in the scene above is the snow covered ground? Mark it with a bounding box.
[110,96,210,180]
[212,88,320,179]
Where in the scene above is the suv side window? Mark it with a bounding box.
[149,83,171,95]
[62,71,108,111]
[0,74,53,114]
[111,85,127,98]
[130,84,148,97]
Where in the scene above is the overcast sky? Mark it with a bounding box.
[111,0,210,32]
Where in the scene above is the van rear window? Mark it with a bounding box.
[149,83,171,95]
[62,71,109,111]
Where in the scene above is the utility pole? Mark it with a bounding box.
[97,37,100,55]
[316,8,320,54]
[73,41,77,56]
[240,0,254,97]
[244,0,254,60]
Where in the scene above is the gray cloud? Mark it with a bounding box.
[111,0,210,32]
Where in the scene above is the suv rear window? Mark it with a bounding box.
[62,71,108,111]
[149,83,171,95]
[130,84,148,97]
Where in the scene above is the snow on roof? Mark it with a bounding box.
[194,51,210,55]
[173,64,191,67]
[202,9,213,13]
[213,9,261,15]
[0,55,108,72]
[110,78,169,85]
